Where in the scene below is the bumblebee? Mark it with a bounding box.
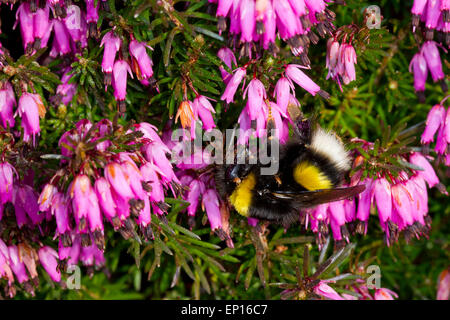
[215,109,365,226]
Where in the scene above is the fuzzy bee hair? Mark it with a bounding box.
[214,117,364,226]
[309,127,351,172]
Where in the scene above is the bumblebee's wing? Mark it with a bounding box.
[269,185,365,207]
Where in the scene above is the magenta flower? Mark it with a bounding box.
[8,245,29,284]
[87,188,103,233]
[289,0,307,17]
[341,43,357,85]
[356,178,374,233]
[326,38,340,78]
[435,124,447,154]
[137,196,152,230]
[0,82,16,128]
[0,162,16,206]
[120,158,146,200]
[15,2,34,52]
[105,162,134,200]
[239,0,255,43]
[421,41,445,83]
[412,0,428,16]
[51,192,71,236]
[80,243,105,267]
[17,92,46,144]
[391,183,414,227]
[217,47,237,83]
[112,60,133,103]
[421,104,446,143]
[95,178,118,223]
[425,0,441,37]
[193,95,216,131]
[140,162,165,205]
[269,101,289,143]
[38,246,61,282]
[273,0,301,39]
[135,122,179,184]
[247,217,259,227]
[51,20,72,56]
[374,288,398,300]
[53,69,77,106]
[64,5,84,46]
[86,0,100,24]
[202,189,222,230]
[444,107,450,144]
[305,0,326,15]
[262,0,276,50]
[373,178,392,224]
[216,0,234,19]
[32,5,51,49]
[328,200,347,241]
[186,179,205,216]
[100,31,122,73]
[437,268,450,300]
[245,78,267,120]
[274,77,293,113]
[313,281,344,300]
[0,240,14,285]
[409,152,440,188]
[38,183,58,211]
[255,102,269,137]
[70,174,92,231]
[221,67,247,103]
[285,64,328,98]
[142,143,177,184]
[59,234,81,266]
[13,184,42,226]
[129,40,154,80]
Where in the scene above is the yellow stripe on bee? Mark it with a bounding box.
[229,172,256,217]
[293,161,332,191]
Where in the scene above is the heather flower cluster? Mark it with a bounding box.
[325,36,357,89]
[177,167,233,247]
[101,31,155,111]
[410,41,447,102]
[0,240,61,297]
[411,0,450,42]
[14,0,98,56]
[217,47,328,144]
[421,99,450,163]
[174,95,217,140]
[0,82,46,145]
[304,150,443,248]
[40,119,179,249]
[210,0,341,61]
[409,0,448,102]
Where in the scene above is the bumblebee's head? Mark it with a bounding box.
[215,163,255,198]
[225,164,253,185]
